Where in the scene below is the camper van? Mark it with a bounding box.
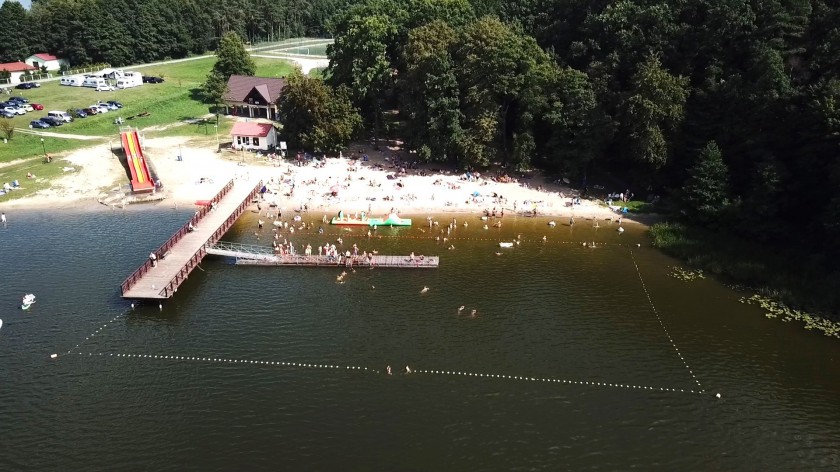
[48,110,73,123]
[82,76,109,89]
[115,72,143,89]
[59,76,84,87]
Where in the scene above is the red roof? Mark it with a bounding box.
[0,61,38,72]
[231,122,275,137]
[33,53,59,61]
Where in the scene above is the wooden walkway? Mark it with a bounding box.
[205,241,439,268]
[120,178,263,300]
[217,253,439,268]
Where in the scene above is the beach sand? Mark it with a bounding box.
[0,136,632,224]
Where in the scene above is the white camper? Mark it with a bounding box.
[59,76,84,87]
[82,76,109,88]
[116,71,143,89]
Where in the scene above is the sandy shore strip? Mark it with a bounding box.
[0,137,635,224]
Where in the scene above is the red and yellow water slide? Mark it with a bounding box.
[120,130,155,192]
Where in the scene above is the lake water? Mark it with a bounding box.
[1,207,839,470]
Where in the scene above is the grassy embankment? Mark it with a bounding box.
[650,222,840,338]
[0,56,296,201]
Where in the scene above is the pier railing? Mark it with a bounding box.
[158,180,261,297]
[120,179,236,295]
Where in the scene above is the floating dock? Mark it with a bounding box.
[206,241,439,268]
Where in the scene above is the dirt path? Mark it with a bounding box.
[14,128,107,141]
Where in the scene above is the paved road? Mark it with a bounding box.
[4,38,334,86]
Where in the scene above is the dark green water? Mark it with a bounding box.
[1,207,839,470]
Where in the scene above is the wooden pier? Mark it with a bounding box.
[120,178,263,300]
[206,241,439,268]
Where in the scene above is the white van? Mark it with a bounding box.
[82,77,108,88]
[48,110,73,123]
[59,76,83,87]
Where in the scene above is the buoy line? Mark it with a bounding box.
[630,250,705,393]
[70,352,704,396]
[59,308,133,357]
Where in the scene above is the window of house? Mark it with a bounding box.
[253,137,260,146]
[236,136,241,145]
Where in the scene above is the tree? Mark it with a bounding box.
[454,17,546,167]
[0,0,33,62]
[327,10,400,146]
[276,70,361,152]
[682,141,729,224]
[201,71,229,113]
[210,31,255,79]
[621,54,689,168]
[0,119,14,141]
[401,20,462,164]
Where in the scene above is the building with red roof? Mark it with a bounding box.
[0,61,38,85]
[223,75,287,120]
[230,121,278,151]
[25,53,68,72]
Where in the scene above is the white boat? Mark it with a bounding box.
[21,293,35,310]
[498,242,514,248]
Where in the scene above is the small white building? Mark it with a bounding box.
[0,61,38,84]
[25,53,69,72]
[231,122,278,151]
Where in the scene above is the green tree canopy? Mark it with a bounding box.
[277,70,361,152]
[682,141,730,224]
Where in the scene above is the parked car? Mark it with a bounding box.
[91,103,109,113]
[103,102,118,110]
[40,116,63,126]
[8,96,28,104]
[142,76,164,84]
[0,110,14,119]
[19,103,34,112]
[2,105,26,115]
[30,120,50,129]
[72,109,88,118]
[106,100,123,109]
[95,84,114,92]
[31,103,44,110]
[83,106,99,115]
[16,82,37,90]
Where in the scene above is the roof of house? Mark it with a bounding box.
[0,61,38,72]
[32,53,59,61]
[224,75,286,103]
[231,122,275,137]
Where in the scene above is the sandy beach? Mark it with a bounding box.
[0,136,632,224]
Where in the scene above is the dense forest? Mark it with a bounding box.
[2,0,840,312]
[0,0,347,65]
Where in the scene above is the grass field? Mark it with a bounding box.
[1,55,296,202]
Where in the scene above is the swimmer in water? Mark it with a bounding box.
[386,365,392,375]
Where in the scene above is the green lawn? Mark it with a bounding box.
[1,55,296,201]
[0,56,296,161]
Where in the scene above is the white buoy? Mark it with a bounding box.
[131,303,135,310]
[50,353,58,359]
[159,303,163,311]
[716,393,721,399]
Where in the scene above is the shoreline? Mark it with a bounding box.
[0,137,652,227]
